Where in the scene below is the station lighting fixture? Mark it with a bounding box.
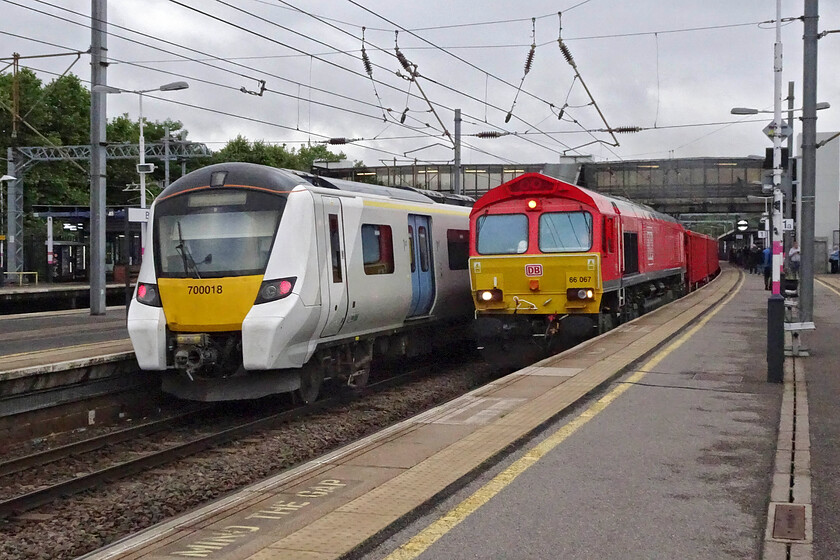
[730,101,830,115]
[92,81,190,254]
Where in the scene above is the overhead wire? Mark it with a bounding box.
[344,0,585,150]
[271,0,577,158]
[555,13,620,151]
[13,0,451,143]
[18,0,400,119]
[167,0,568,160]
[246,0,588,33]
[16,61,490,166]
[3,0,785,163]
[8,0,479,154]
[164,0,496,153]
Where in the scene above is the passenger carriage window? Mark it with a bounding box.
[361,224,395,275]
[447,229,469,270]
[329,214,342,283]
[418,226,430,272]
[538,211,592,252]
[408,225,416,273]
[476,214,528,255]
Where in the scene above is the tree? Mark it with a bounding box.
[211,136,345,172]
[105,113,187,206]
[296,143,344,170]
[0,69,91,206]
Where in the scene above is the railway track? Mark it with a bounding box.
[0,363,440,520]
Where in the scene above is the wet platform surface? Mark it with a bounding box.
[81,266,831,560]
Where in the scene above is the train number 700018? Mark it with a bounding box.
[187,285,223,295]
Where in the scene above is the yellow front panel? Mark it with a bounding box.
[158,275,263,332]
[470,253,601,314]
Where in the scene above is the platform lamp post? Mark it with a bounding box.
[728,0,785,382]
[0,174,15,287]
[91,81,189,258]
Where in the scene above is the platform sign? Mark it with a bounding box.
[783,219,794,231]
[763,119,792,140]
[128,207,150,223]
[758,230,767,239]
[736,219,749,232]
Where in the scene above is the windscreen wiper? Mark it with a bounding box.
[175,220,201,279]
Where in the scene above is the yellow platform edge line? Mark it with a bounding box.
[816,277,840,298]
[384,272,745,560]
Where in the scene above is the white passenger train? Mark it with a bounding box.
[127,162,474,401]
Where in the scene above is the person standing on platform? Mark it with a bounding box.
[763,245,772,290]
[830,245,839,274]
[749,245,760,274]
[788,241,801,274]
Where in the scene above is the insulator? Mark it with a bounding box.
[557,108,565,120]
[524,45,535,74]
[558,40,574,65]
[505,111,513,123]
[395,47,412,72]
[476,131,503,139]
[400,108,408,124]
[612,126,642,134]
[361,46,373,76]
[328,138,347,145]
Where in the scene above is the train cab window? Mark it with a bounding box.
[447,229,469,270]
[361,224,394,275]
[476,214,528,255]
[329,214,342,283]
[418,226,430,272]
[538,211,592,253]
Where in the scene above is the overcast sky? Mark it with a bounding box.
[2,0,839,167]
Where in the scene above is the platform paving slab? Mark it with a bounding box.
[81,269,743,560]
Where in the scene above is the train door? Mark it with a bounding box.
[407,214,436,317]
[320,196,349,337]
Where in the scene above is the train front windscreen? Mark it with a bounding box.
[153,189,287,279]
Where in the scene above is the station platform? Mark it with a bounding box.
[0,306,138,438]
[74,266,838,560]
[0,306,132,373]
[0,281,132,314]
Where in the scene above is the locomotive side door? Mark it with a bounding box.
[407,214,436,317]
[320,196,349,337]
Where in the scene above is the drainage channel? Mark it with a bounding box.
[763,353,812,560]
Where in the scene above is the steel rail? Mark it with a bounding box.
[0,408,208,478]
[0,367,432,519]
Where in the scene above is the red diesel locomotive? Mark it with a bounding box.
[468,173,719,362]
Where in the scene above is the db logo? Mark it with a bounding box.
[525,264,543,277]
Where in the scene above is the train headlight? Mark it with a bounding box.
[255,277,297,304]
[136,282,162,307]
[566,287,595,301]
[476,289,503,303]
